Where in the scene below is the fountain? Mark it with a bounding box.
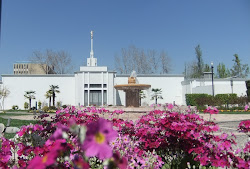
[114,71,151,107]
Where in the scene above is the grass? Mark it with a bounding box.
[0,113,31,116]
[219,111,250,114]
[0,117,38,139]
[5,109,29,112]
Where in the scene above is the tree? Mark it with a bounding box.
[114,45,171,74]
[24,91,36,109]
[30,49,73,74]
[195,44,204,78]
[0,87,10,111]
[216,63,230,78]
[160,51,171,74]
[45,90,53,107]
[49,85,60,107]
[203,64,211,72]
[185,45,205,79]
[151,88,163,104]
[230,54,249,78]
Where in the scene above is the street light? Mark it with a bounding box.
[211,62,214,97]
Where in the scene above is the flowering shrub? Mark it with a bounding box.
[0,138,15,167]
[0,106,249,168]
[238,120,250,135]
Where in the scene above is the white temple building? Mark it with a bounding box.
[0,31,248,110]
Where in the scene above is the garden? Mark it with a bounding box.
[0,103,249,169]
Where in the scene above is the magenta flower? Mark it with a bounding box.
[245,105,249,111]
[167,103,174,110]
[27,151,57,169]
[72,155,89,169]
[0,154,11,163]
[204,107,219,114]
[112,151,128,169]
[81,118,118,160]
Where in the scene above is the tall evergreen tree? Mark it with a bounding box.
[230,54,249,78]
[216,63,230,78]
[195,44,204,78]
[203,64,211,72]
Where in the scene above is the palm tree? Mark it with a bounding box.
[24,91,36,109]
[151,88,163,104]
[49,85,60,106]
[45,90,53,107]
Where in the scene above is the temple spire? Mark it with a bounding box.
[87,30,97,66]
[90,30,94,58]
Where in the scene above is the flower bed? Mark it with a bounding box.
[0,105,249,168]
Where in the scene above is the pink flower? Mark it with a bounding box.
[220,133,228,139]
[199,156,208,166]
[167,103,174,110]
[27,151,57,169]
[0,154,11,163]
[245,105,249,111]
[1,141,11,152]
[204,107,219,114]
[17,127,27,136]
[112,151,128,169]
[81,118,117,160]
[72,155,89,169]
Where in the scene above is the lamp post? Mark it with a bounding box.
[211,62,214,97]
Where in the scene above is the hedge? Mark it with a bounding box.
[185,93,238,107]
[246,80,250,101]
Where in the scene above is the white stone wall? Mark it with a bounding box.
[182,79,248,105]
[0,81,2,110]
[2,75,75,110]
[114,75,185,106]
[186,79,247,96]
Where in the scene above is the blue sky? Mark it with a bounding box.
[0,0,249,79]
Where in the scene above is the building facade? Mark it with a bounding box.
[13,62,54,75]
[0,31,248,110]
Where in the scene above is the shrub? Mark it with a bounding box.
[56,101,62,108]
[42,106,49,112]
[12,105,19,110]
[186,93,240,108]
[38,101,42,109]
[24,102,29,110]
[62,105,67,109]
[0,106,249,168]
[49,106,57,110]
[185,94,210,106]
[228,94,238,104]
[246,80,250,101]
[236,96,248,106]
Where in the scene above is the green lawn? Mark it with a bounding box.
[0,117,38,139]
[219,111,250,114]
[0,113,31,116]
[5,109,29,112]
